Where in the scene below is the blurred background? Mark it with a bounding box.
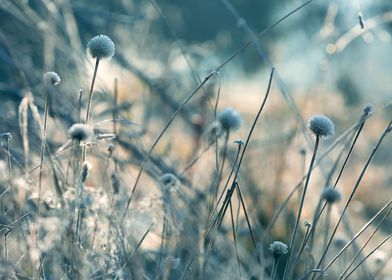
[0,0,391,278]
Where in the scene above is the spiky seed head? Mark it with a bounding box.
[218,108,243,132]
[87,34,115,60]
[269,241,288,258]
[44,71,61,86]
[68,123,92,141]
[322,187,342,204]
[307,115,335,139]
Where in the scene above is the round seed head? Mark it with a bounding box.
[307,115,335,139]
[218,108,243,131]
[322,187,342,204]
[43,71,61,86]
[87,34,115,60]
[333,235,347,249]
[269,241,288,258]
[159,173,179,187]
[68,123,92,141]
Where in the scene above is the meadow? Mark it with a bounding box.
[0,0,391,279]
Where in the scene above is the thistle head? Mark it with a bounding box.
[218,108,243,132]
[87,34,115,60]
[307,115,335,139]
[322,186,342,204]
[68,123,92,142]
[43,71,61,86]
[269,241,288,258]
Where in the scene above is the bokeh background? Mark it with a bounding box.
[0,0,391,278]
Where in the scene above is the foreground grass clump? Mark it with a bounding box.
[0,1,391,280]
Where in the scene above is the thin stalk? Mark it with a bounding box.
[236,182,261,265]
[339,205,392,279]
[314,121,392,278]
[288,222,312,275]
[270,257,279,280]
[83,58,100,161]
[283,136,320,280]
[323,196,392,273]
[322,204,332,258]
[37,92,50,244]
[229,199,241,278]
[343,233,392,280]
[85,58,100,125]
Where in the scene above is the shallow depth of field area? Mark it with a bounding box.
[0,0,391,279]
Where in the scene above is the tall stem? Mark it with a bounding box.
[284,136,320,280]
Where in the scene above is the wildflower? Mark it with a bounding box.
[43,71,61,86]
[87,35,115,60]
[218,108,243,132]
[307,115,335,139]
[322,187,342,204]
[68,123,92,142]
[269,241,288,258]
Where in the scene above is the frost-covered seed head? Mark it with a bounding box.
[307,115,335,139]
[269,241,288,258]
[44,71,61,86]
[322,187,342,204]
[159,173,179,187]
[87,34,115,60]
[68,123,92,141]
[218,108,243,131]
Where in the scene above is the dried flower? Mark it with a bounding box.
[68,123,92,142]
[322,187,342,204]
[218,108,243,131]
[43,71,61,86]
[87,34,115,60]
[269,241,288,258]
[307,115,335,139]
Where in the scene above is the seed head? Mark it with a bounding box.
[218,108,243,131]
[269,241,288,258]
[307,115,335,139]
[87,34,115,60]
[322,187,342,204]
[68,123,92,142]
[44,71,61,86]
[159,173,179,187]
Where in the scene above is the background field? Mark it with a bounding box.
[0,0,391,279]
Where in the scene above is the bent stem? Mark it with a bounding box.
[284,135,320,280]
